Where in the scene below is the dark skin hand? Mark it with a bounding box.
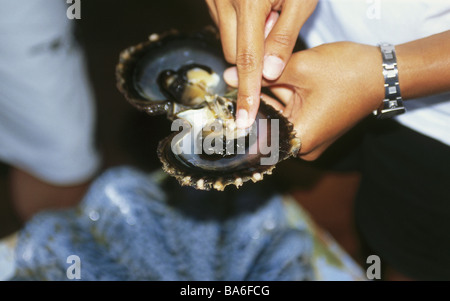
[205,0,318,128]
[206,0,450,160]
[223,31,450,160]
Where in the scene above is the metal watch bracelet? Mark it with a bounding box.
[373,43,406,119]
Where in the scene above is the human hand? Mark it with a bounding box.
[205,0,318,128]
[226,42,385,161]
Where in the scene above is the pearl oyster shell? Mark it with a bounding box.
[116,28,300,191]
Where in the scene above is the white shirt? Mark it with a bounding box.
[0,0,100,184]
[300,0,450,146]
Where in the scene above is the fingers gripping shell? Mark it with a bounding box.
[116,28,301,191]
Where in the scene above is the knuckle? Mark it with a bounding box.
[270,31,294,48]
[237,92,259,110]
[237,92,253,104]
[235,52,259,73]
[232,0,253,9]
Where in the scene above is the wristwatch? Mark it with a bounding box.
[373,43,406,119]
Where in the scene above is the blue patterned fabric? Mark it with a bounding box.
[12,166,315,281]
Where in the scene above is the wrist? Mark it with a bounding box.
[373,43,406,119]
[395,31,450,100]
[395,42,417,100]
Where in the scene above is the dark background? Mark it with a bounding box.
[0,0,362,265]
[79,0,216,171]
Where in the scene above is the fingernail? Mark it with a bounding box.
[236,109,249,129]
[263,55,284,80]
[223,67,238,87]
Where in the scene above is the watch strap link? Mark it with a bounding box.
[373,43,406,119]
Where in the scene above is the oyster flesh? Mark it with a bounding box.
[116,28,300,191]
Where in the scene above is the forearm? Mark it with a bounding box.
[396,30,450,100]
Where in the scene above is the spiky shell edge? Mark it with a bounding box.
[157,99,301,191]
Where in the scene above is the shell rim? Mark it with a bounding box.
[157,99,301,191]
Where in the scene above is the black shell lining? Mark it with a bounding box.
[116,28,224,116]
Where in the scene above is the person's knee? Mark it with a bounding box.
[9,167,90,221]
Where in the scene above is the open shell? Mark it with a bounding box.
[116,27,228,115]
[116,27,300,191]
